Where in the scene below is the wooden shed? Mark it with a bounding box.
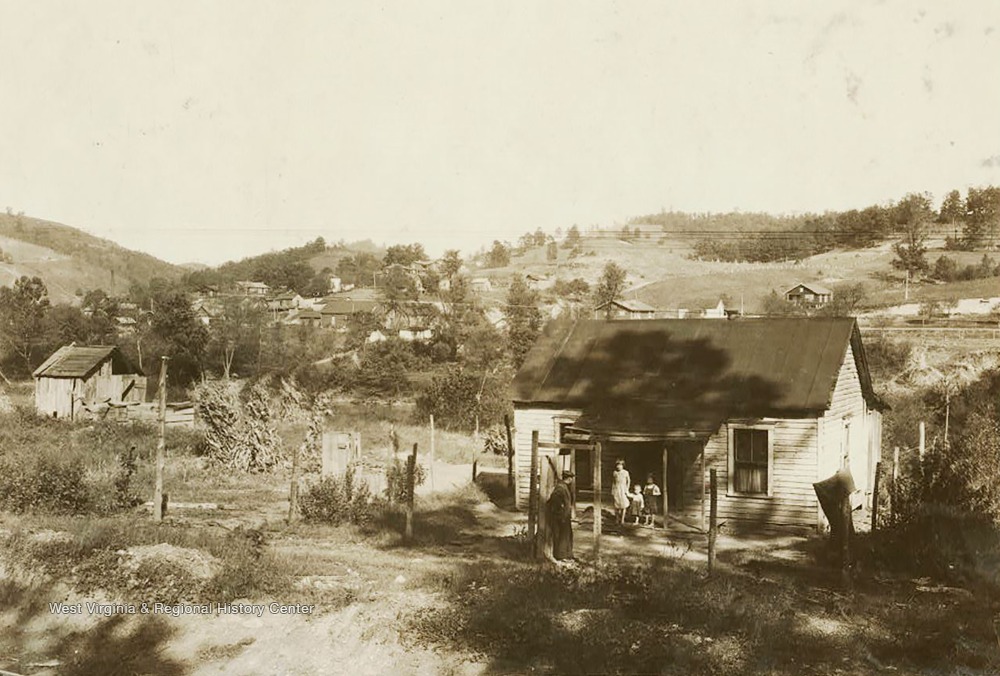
[33,344,146,420]
[511,317,886,533]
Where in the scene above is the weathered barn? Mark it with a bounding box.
[33,345,146,420]
[511,317,885,533]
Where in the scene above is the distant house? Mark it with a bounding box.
[470,277,493,293]
[283,308,324,328]
[511,318,886,533]
[702,300,727,319]
[785,283,833,306]
[320,299,380,329]
[236,281,270,297]
[329,276,343,294]
[594,299,657,320]
[34,344,146,420]
[399,328,434,342]
[526,274,555,291]
[268,293,303,312]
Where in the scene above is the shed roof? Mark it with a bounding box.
[33,345,139,379]
[512,317,882,438]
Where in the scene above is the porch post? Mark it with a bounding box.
[528,431,539,545]
[661,445,669,529]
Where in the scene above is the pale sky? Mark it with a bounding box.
[2,1,999,265]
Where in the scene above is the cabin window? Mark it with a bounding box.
[730,427,772,496]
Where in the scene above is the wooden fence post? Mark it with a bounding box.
[892,446,900,525]
[840,490,853,589]
[871,461,882,534]
[708,469,718,575]
[405,443,418,541]
[429,414,435,493]
[528,431,539,545]
[504,414,515,490]
[593,440,602,562]
[152,356,169,522]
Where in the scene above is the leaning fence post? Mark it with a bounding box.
[405,442,418,541]
[708,469,718,575]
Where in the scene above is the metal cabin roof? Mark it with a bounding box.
[32,345,139,379]
[512,317,880,438]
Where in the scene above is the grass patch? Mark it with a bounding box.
[0,515,292,605]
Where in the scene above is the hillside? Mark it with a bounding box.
[0,212,182,303]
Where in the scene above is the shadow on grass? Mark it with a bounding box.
[0,580,184,676]
[401,550,1000,675]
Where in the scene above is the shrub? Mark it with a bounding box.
[299,464,376,524]
[865,336,913,384]
[0,452,89,514]
[385,457,427,504]
[482,426,508,456]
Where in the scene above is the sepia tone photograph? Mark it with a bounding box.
[2,2,1000,674]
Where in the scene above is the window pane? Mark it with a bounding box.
[751,430,768,464]
[734,465,767,494]
[734,429,752,461]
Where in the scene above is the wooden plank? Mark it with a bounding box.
[528,431,539,543]
[536,441,596,451]
[708,469,718,575]
[593,440,602,561]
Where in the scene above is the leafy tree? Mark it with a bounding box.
[504,275,542,369]
[0,276,50,370]
[485,240,511,268]
[563,225,581,248]
[593,262,627,317]
[553,278,590,298]
[209,296,265,378]
[891,193,933,278]
[440,250,463,280]
[414,365,512,431]
[147,292,209,386]
[818,283,867,316]
[383,243,427,268]
[964,186,1000,249]
[938,189,965,226]
[336,252,381,287]
[380,265,420,304]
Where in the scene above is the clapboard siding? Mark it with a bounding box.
[677,418,821,529]
[512,406,581,509]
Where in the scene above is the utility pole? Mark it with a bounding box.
[152,356,169,522]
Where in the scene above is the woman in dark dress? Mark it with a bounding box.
[547,471,575,560]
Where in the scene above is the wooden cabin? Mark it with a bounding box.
[593,299,657,320]
[33,345,146,420]
[785,283,833,306]
[511,317,885,533]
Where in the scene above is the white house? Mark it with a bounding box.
[511,317,885,533]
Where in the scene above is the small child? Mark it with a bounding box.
[643,474,662,527]
[627,484,645,524]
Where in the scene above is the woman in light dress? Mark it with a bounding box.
[611,459,631,525]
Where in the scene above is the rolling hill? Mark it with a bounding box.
[0,212,183,303]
